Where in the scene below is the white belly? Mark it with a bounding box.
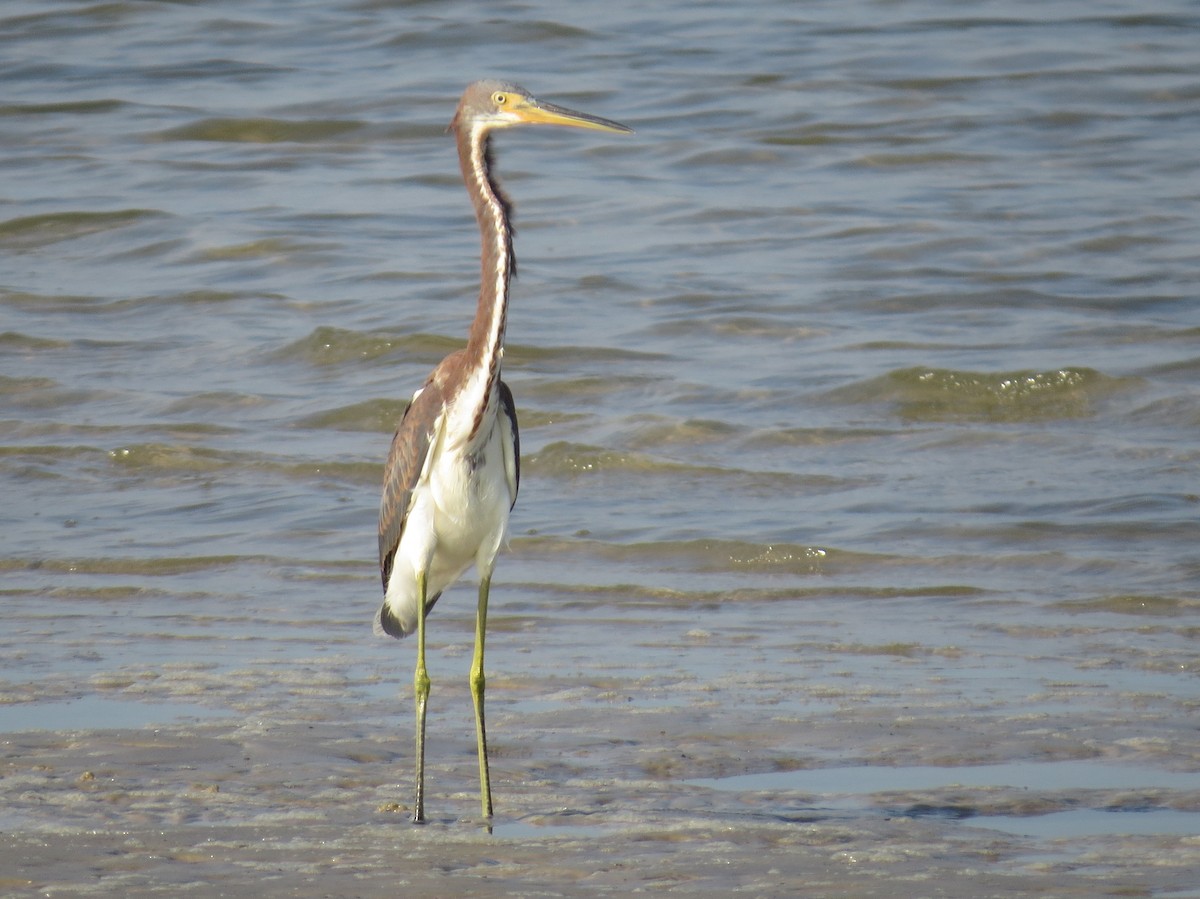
[381,412,515,636]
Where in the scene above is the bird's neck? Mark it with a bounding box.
[457,127,514,438]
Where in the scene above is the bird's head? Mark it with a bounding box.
[450,80,633,136]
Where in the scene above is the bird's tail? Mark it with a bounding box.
[373,591,443,639]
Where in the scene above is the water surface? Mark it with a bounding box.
[2,0,1198,895]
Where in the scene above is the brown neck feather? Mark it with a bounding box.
[455,123,514,421]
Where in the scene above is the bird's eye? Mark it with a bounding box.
[493,92,507,106]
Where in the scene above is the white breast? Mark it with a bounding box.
[381,398,516,637]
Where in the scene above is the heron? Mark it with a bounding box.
[375,80,631,824]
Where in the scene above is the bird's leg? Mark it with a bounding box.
[413,570,431,824]
[470,574,493,820]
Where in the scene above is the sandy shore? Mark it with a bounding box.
[4,637,1199,897]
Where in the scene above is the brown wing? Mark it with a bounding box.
[378,377,447,593]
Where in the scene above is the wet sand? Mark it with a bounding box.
[4,610,1198,898]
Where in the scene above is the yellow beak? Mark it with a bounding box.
[509,97,633,134]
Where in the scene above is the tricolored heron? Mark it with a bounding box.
[375,80,631,823]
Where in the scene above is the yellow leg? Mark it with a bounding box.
[413,571,431,824]
[470,574,494,819]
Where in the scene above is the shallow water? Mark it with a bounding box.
[3,0,1200,895]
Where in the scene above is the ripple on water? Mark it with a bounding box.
[524,439,845,495]
[152,118,366,144]
[275,326,461,368]
[825,366,1143,422]
[0,209,167,249]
